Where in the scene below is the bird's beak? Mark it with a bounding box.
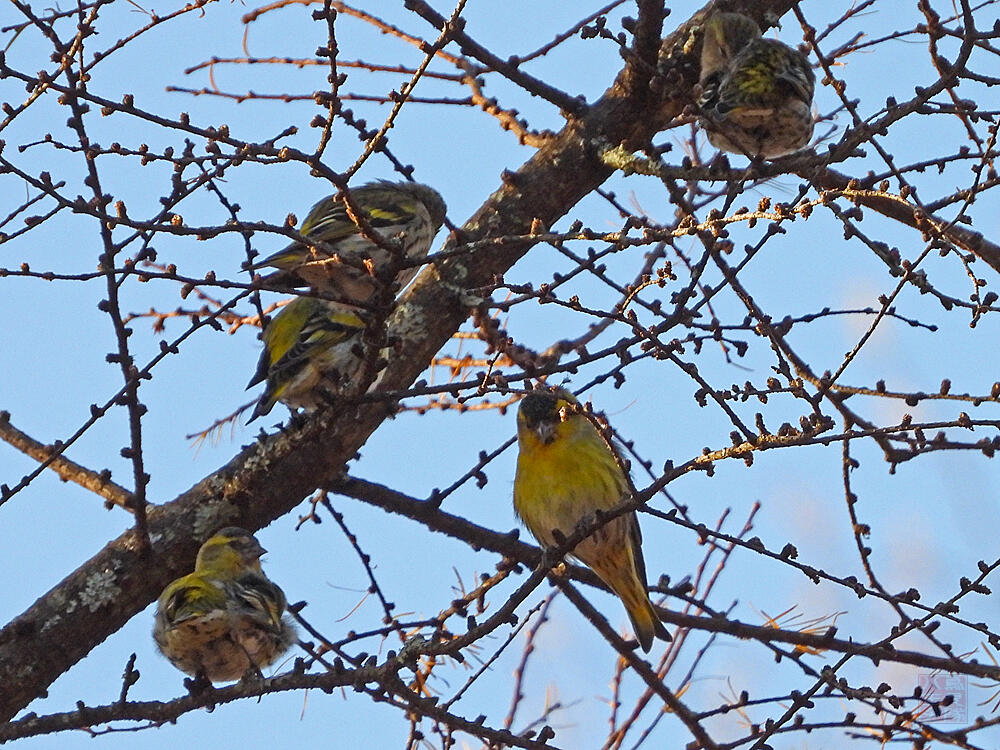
[533,420,557,445]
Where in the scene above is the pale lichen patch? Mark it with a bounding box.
[78,568,122,612]
[45,589,71,626]
[39,612,63,633]
[192,497,239,538]
[390,299,432,343]
[240,443,276,476]
[148,529,167,550]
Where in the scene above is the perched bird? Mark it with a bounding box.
[513,389,669,652]
[248,179,447,304]
[698,12,815,158]
[246,295,368,422]
[153,527,296,683]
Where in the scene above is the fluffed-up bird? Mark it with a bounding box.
[246,295,369,422]
[248,179,447,305]
[513,389,669,652]
[698,12,815,158]
[153,527,296,682]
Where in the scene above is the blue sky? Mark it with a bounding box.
[3,1,1000,748]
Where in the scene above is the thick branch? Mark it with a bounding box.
[0,0,801,724]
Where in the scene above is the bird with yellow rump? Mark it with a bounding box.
[246,296,369,422]
[698,12,815,158]
[514,389,669,652]
[247,179,447,305]
[153,527,296,683]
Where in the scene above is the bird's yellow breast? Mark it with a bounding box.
[514,419,628,547]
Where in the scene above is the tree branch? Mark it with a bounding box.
[0,0,805,724]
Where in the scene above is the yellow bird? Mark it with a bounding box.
[698,12,815,158]
[246,296,368,422]
[153,527,296,682]
[248,180,447,305]
[514,389,669,652]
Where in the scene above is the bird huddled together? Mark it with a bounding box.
[697,12,816,158]
[155,386,669,687]
[154,182,449,682]
[154,11,826,688]
[153,528,296,684]
[245,179,448,421]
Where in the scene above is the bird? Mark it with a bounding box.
[698,12,815,158]
[513,389,669,652]
[246,295,369,422]
[247,179,447,305]
[153,527,296,683]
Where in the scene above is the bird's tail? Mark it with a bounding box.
[590,552,671,653]
[619,583,670,652]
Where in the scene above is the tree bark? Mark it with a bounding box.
[0,0,798,723]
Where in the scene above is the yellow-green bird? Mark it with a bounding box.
[698,12,815,158]
[514,389,669,652]
[248,179,447,305]
[153,527,296,682]
[246,296,368,422]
